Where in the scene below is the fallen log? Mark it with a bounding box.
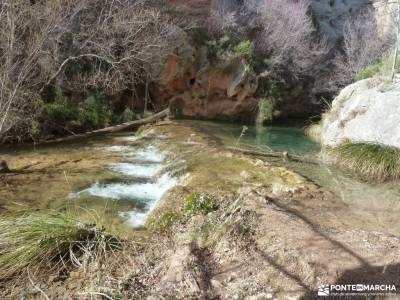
[41,109,169,144]
[225,146,319,164]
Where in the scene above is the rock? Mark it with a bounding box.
[0,160,10,173]
[155,31,259,121]
[321,79,400,148]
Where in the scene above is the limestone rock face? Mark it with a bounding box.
[155,33,259,121]
[321,79,400,148]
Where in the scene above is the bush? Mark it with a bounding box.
[0,212,120,278]
[185,192,217,215]
[45,88,77,125]
[330,143,400,182]
[76,92,112,130]
[206,37,255,66]
[355,59,385,81]
[234,40,254,62]
[148,212,180,233]
[121,107,135,123]
[257,98,274,125]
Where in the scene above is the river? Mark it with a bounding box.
[1,121,399,236]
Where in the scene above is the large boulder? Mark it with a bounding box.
[321,78,400,148]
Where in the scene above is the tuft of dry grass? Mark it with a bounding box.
[0,211,121,279]
[304,122,322,143]
[329,143,400,182]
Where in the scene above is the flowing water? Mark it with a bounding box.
[0,132,183,233]
[191,120,400,236]
[1,121,399,236]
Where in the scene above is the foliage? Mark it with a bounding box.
[233,40,254,62]
[206,37,255,66]
[330,143,400,182]
[45,90,113,133]
[45,87,77,125]
[76,93,112,130]
[121,107,135,123]
[0,0,177,143]
[257,98,274,125]
[148,212,180,233]
[135,125,146,137]
[308,8,320,30]
[0,212,120,278]
[185,192,217,215]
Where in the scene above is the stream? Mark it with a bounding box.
[192,120,400,236]
[1,121,399,236]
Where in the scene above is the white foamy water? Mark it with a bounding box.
[75,143,183,228]
[109,163,162,178]
[100,145,132,153]
[118,173,183,228]
[130,146,165,163]
[117,136,139,142]
[78,172,180,228]
[78,172,177,200]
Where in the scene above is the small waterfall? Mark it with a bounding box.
[73,138,184,228]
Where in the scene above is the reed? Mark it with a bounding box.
[0,211,120,279]
[330,143,400,182]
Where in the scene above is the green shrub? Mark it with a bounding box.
[148,212,180,233]
[330,143,400,182]
[0,212,120,278]
[355,55,395,81]
[355,61,383,80]
[77,92,112,130]
[185,192,217,215]
[135,125,146,137]
[234,40,254,62]
[329,0,336,7]
[206,37,255,66]
[45,87,77,124]
[121,107,135,123]
[257,98,274,125]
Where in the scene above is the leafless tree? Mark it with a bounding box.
[208,0,241,35]
[248,0,328,78]
[45,0,179,93]
[0,0,68,141]
[0,0,178,142]
[332,7,395,87]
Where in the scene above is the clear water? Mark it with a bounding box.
[2,121,399,235]
[0,133,181,231]
[191,120,400,236]
[190,120,321,156]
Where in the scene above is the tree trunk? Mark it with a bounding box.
[41,109,169,144]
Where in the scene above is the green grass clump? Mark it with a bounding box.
[147,212,180,233]
[185,192,218,215]
[330,143,400,182]
[0,212,120,278]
